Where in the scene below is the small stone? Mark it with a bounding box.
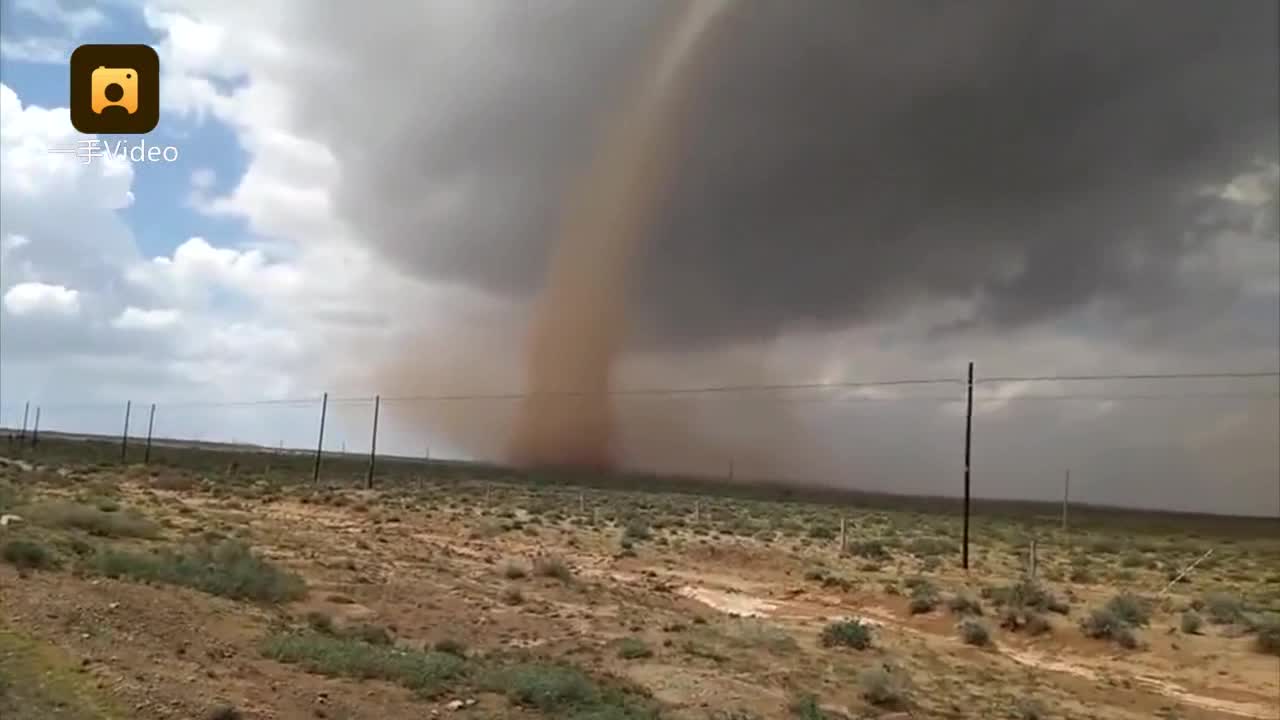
[445,699,465,710]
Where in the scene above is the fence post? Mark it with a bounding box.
[120,400,132,463]
[19,401,29,441]
[30,406,40,448]
[144,403,156,464]
[313,392,328,483]
[962,361,974,571]
[365,395,380,489]
[840,517,848,554]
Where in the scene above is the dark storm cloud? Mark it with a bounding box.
[307,0,1278,348]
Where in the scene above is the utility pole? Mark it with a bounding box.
[144,403,156,464]
[312,392,328,483]
[1061,469,1070,532]
[962,361,974,571]
[19,402,29,441]
[120,401,132,463]
[365,395,380,489]
[30,407,40,448]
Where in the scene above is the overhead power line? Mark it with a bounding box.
[976,370,1280,384]
[7,368,1277,412]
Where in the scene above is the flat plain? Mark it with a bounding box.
[2,436,1278,720]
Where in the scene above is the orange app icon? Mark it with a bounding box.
[90,67,139,114]
[70,44,159,134]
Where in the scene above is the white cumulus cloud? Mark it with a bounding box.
[3,281,80,316]
[112,306,182,330]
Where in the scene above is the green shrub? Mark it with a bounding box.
[906,536,955,557]
[848,540,890,561]
[1251,614,1280,656]
[1068,566,1095,584]
[907,581,939,615]
[502,560,528,579]
[958,619,991,646]
[1103,593,1151,627]
[947,592,983,616]
[261,631,464,697]
[533,555,573,582]
[87,540,304,603]
[1000,607,1050,636]
[617,637,653,660]
[345,623,392,646]
[858,665,908,709]
[0,480,23,512]
[787,693,837,719]
[1080,608,1138,648]
[1,539,59,571]
[1203,591,1247,625]
[1014,698,1047,720]
[484,662,660,718]
[1180,610,1203,635]
[991,578,1069,614]
[432,638,467,657]
[27,501,158,538]
[204,704,242,720]
[819,619,873,650]
[622,520,652,542]
[305,611,335,634]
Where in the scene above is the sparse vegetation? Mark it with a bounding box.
[26,500,158,539]
[846,540,891,561]
[819,619,873,650]
[533,554,573,582]
[907,578,940,614]
[87,539,305,603]
[483,662,661,718]
[1014,698,1047,720]
[787,693,845,719]
[1081,607,1139,649]
[1252,614,1280,656]
[958,619,991,646]
[1202,591,1248,625]
[858,665,908,709]
[989,577,1069,615]
[1179,610,1203,635]
[2,538,59,571]
[432,638,468,657]
[1103,592,1152,627]
[261,631,464,698]
[948,592,983,616]
[617,637,653,659]
[3,436,1278,720]
[204,704,243,720]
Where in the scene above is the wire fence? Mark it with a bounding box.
[2,366,1278,522]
